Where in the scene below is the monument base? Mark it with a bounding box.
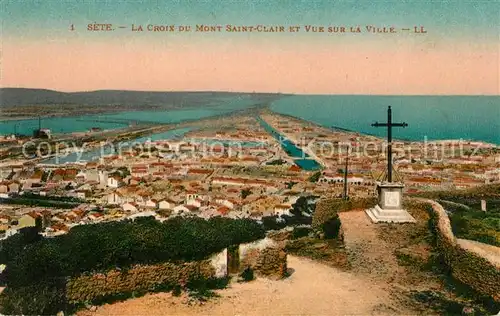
[365,181,416,223]
[365,205,416,223]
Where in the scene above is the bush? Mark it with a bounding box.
[312,199,341,231]
[0,215,266,315]
[261,216,287,231]
[239,267,254,282]
[291,227,312,239]
[0,281,67,316]
[241,188,252,199]
[308,171,321,183]
[266,159,285,165]
[321,217,342,239]
[0,226,41,264]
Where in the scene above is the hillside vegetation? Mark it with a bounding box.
[0,216,265,315]
[413,184,500,246]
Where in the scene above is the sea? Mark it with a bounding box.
[1,95,499,144]
[270,95,500,145]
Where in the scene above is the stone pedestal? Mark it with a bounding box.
[365,182,416,223]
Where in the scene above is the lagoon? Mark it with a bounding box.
[43,127,192,165]
[0,95,260,136]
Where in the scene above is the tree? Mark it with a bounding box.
[117,166,130,177]
[266,159,285,165]
[0,227,41,264]
[241,188,252,199]
[285,181,297,189]
[290,196,309,217]
[308,171,321,183]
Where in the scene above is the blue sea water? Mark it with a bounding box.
[2,95,498,145]
[270,95,500,144]
[0,95,258,136]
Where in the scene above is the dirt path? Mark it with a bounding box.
[338,211,404,281]
[79,255,409,316]
[78,208,496,316]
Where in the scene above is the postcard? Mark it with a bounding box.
[0,1,499,315]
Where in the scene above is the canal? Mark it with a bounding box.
[256,116,322,171]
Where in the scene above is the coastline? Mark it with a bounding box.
[1,102,498,147]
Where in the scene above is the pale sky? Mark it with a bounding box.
[1,0,499,95]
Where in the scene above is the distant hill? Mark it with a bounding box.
[0,88,285,107]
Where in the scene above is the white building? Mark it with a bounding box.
[122,202,138,212]
[159,199,176,210]
[128,211,157,220]
[173,205,191,215]
[107,176,123,188]
[145,199,158,208]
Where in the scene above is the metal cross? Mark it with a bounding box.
[371,106,408,183]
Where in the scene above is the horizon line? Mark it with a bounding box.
[1,87,499,97]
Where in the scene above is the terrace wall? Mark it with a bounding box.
[419,198,500,302]
[66,260,216,304]
[66,238,289,304]
[239,238,288,279]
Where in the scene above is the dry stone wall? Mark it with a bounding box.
[66,259,217,304]
[239,237,288,279]
[66,238,288,304]
[418,198,500,302]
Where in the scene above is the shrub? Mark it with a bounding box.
[308,171,321,183]
[291,227,312,239]
[321,217,342,239]
[266,159,285,165]
[0,281,67,316]
[0,226,41,264]
[239,267,254,282]
[241,188,252,199]
[0,216,266,315]
[3,216,265,287]
[261,215,287,231]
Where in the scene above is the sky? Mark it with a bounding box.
[1,0,499,95]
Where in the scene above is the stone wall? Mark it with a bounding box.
[239,237,278,259]
[418,198,500,302]
[66,238,288,304]
[66,260,216,304]
[239,237,287,279]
